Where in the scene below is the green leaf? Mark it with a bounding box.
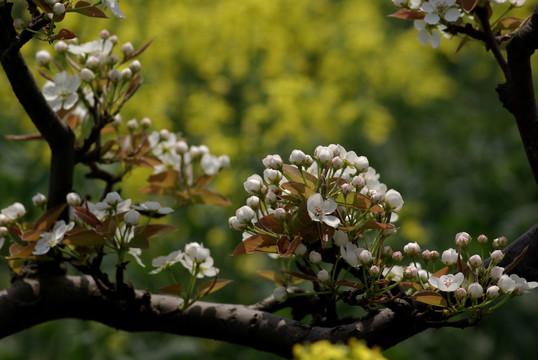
[281,164,317,188]
[159,283,183,296]
[411,291,447,307]
[74,1,108,18]
[281,181,316,198]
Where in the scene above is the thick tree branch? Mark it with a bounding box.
[0,2,74,209]
[498,5,538,183]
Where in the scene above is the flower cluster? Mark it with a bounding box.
[390,0,527,49]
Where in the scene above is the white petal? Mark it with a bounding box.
[444,8,460,22]
[63,93,78,110]
[322,215,340,228]
[424,13,440,25]
[417,30,430,47]
[430,31,441,48]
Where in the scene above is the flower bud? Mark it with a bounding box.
[32,193,47,207]
[289,149,306,165]
[404,265,418,279]
[369,265,380,277]
[351,176,365,189]
[392,251,403,262]
[369,190,383,204]
[468,254,482,268]
[385,189,404,212]
[331,156,344,170]
[107,54,119,65]
[127,119,138,131]
[262,154,283,169]
[0,226,8,236]
[244,175,264,195]
[236,205,256,224]
[121,68,133,81]
[309,251,322,264]
[273,208,287,221]
[455,232,471,247]
[228,216,246,231]
[430,250,440,260]
[109,35,118,44]
[441,248,459,266]
[403,242,421,257]
[383,245,393,257]
[294,243,307,257]
[108,69,121,83]
[219,155,230,168]
[455,287,467,300]
[86,56,100,69]
[54,40,67,53]
[340,183,353,195]
[273,286,288,302]
[421,249,431,261]
[490,266,504,281]
[52,2,65,16]
[359,249,372,264]
[129,60,141,73]
[245,196,260,210]
[99,29,110,39]
[36,50,51,66]
[105,191,122,205]
[121,42,134,56]
[486,285,500,299]
[492,236,508,249]
[124,210,140,225]
[468,282,483,299]
[315,146,333,164]
[317,269,330,283]
[490,250,504,263]
[66,192,82,207]
[174,140,188,154]
[477,234,488,244]
[139,117,151,129]
[80,68,95,82]
[355,156,369,172]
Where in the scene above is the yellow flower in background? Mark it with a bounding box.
[293,339,386,360]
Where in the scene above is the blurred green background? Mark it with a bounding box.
[1,0,538,359]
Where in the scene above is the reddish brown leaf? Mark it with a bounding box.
[232,234,278,255]
[281,164,318,188]
[281,182,316,197]
[74,1,108,18]
[33,203,67,231]
[277,235,302,257]
[5,133,44,141]
[190,188,231,206]
[20,229,43,242]
[52,28,77,40]
[147,169,178,188]
[64,230,105,247]
[461,0,479,13]
[9,243,35,258]
[124,38,155,62]
[197,278,233,297]
[388,9,425,20]
[411,291,447,307]
[335,279,364,289]
[432,266,449,278]
[135,224,176,238]
[159,283,183,296]
[282,270,317,282]
[256,213,285,234]
[73,207,103,228]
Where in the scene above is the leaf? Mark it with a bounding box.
[20,229,43,242]
[456,35,470,53]
[123,156,160,168]
[9,243,35,258]
[124,38,155,63]
[232,234,277,255]
[147,169,178,188]
[8,259,26,274]
[193,174,213,188]
[189,188,231,206]
[129,236,149,249]
[504,244,529,274]
[197,278,233,297]
[387,9,425,20]
[400,281,422,290]
[52,29,77,40]
[461,0,479,13]
[74,1,108,18]
[497,17,523,31]
[281,182,316,198]
[432,266,449,278]
[362,221,394,230]
[64,230,105,247]
[281,164,317,188]
[33,203,67,231]
[135,224,176,238]
[256,213,284,234]
[335,279,363,289]
[73,207,103,228]
[412,291,447,307]
[123,73,143,102]
[282,270,317,282]
[159,283,183,296]
[337,192,371,210]
[277,235,301,257]
[256,270,284,284]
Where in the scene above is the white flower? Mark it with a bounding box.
[340,243,360,267]
[132,201,174,215]
[414,20,441,49]
[263,169,282,184]
[333,230,349,247]
[201,153,221,176]
[509,274,538,293]
[101,0,125,18]
[314,146,333,164]
[421,0,460,25]
[307,193,340,228]
[497,274,516,293]
[392,0,408,6]
[486,286,500,299]
[509,0,526,6]
[42,72,80,112]
[179,243,219,278]
[52,2,65,16]
[428,272,464,292]
[384,189,404,212]
[33,220,75,255]
[1,202,26,223]
[149,250,183,274]
[383,265,404,281]
[32,193,47,207]
[68,39,114,59]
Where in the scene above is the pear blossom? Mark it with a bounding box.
[385,189,404,212]
[132,201,174,215]
[33,220,75,255]
[236,205,256,224]
[1,202,26,223]
[294,243,307,257]
[35,50,51,66]
[307,193,340,228]
[383,265,404,281]
[455,231,471,247]
[441,248,459,265]
[333,230,349,247]
[179,242,219,278]
[428,272,464,292]
[491,266,504,281]
[317,269,330,283]
[201,153,222,176]
[414,20,441,49]
[403,242,421,257]
[262,154,283,169]
[68,39,113,59]
[487,286,500,299]
[497,274,516,293]
[509,274,538,293]
[124,210,140,225]
[244,174,264,194]
[42,72,80,112]
[101,0,126,18]
[128,248,145,267]
[66,192,82,207]
[421,0,460,25]
[149,250,183,274]
[289,149,307,165]
[340,243,361,267]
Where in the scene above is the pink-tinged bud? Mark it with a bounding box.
[140,117,151,129]
[477,234,488,244]
[315,146,333,164]
[455,287,467,300]
[421,250,431,261]
[331,156,344,170]
[317,269,330,283]
[490,266,504,281]
[468,254,482,268]
[294,243,307,257]
[109,35,118,44]
[309,251,322,264]
[359,250,372,264]
[340,183,353,195]
[490,250,504,263]
[486,286,500,299]
[455,232,471,247]
[262,154,283,169]
[369,265,380,277]
[99,29,110,39]
[129,60,142,73]
[392,251,403,262]
[403,242,421,257]
[351,176,365,189]
[289,149,306,165]
[404,265,418,280]
[492,236,508,249]
[468,282,483,299]
[430,250,440,260]
[273,208,287,221]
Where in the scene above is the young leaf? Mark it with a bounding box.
[147,169,178,188]
[135,224,176,238]
[277,235,301,257]
[159,283,183,296]
[190,188,231,206]
[497,17,523,31]
[432,266,449,278]
[461,0,479,13]
[335,279,364,289]
[33,203,67,231]
[52,29,77,40]
[256,213,284,234]
[281,164,317,188]
[281,182,316,198]
[64,230,105,247]
[124,38,155,63]
[282,270,317,282]
[232,234,277,255]
[74,1,108,18]
[197,279,233,298]
[411,291,447,307]
[256,270,284,284]
[128,235,149,249]
[9,243,36,258]
[388,9,425,20]
[74,207,103,228]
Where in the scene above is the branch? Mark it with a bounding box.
[0,2,75,209]
[497,5,538,183]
